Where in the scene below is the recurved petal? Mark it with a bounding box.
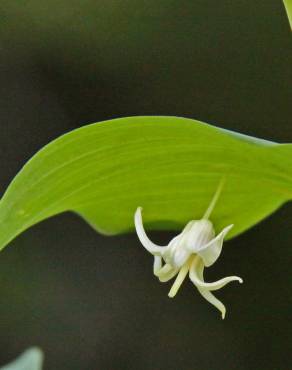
[154,263,173,278]
[153,255,162,274]
[189,256,243,291]
[189,256,227,319]
[197,286,227,319]
[196,224,233,267]
[134,207,166,255]
[153,255,179,282]
[158,267,179,282]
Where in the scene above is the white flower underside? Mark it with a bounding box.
[134,183,243,319]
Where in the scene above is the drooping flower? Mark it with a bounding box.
[134,182,242,319]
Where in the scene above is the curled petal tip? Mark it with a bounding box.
[221,223,234,236]
[231,276,243,284]
[135,207,143,217]
[218,302,226,320]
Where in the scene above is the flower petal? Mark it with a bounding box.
[189,256,243,291]
[158,268,179,282]
[153,255,162,274]
[196,224,233,266]
[134,207,166,255]
[196,287,227,319]
[154,261,178,282]
[155,263,173,278]
[189,256,227,319]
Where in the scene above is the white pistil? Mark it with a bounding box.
[134,181,243,319]
[168,258,192,298]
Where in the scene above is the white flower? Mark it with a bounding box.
[134,182,242,319]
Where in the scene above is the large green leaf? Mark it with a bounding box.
[0,348,43,370]
[0,116,291,250]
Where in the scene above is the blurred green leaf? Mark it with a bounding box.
[0,116,291,250]
[0,348,43,370]
[283,0,292,29]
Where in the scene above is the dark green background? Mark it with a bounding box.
[0,1,291,369]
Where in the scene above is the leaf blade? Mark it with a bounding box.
[0,116,291,250]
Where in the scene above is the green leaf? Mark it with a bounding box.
[283,0,292,29]
[0,348,43,370]
[0,116,291,250]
